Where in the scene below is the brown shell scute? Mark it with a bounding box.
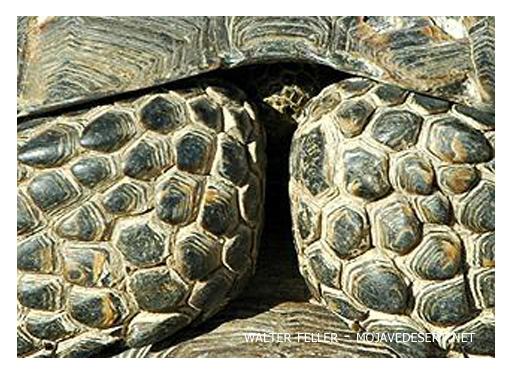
[16,82,265,357]
[290,77,495,357]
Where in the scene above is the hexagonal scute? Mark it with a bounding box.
[427,116,493,163]
[27,171,80,212]
[174,128,215,174]
[80,110,136,153]
[370,109,423,151]
[344,254,410,314]
[55,203,106,241]
[114,221,166,268]
[453,104,495,128]
[123,137,172,181]
[415,276,475,327]
[295,128,330,196]
[342,145,391,201]
[436,164,480,195]
[140,95,186,134]
[70,155,113,189]
[102,181,149,215]
[67,287,130,328]
[332,97,375,138]
[188,96,223,132]
[391,152,434,195]
[199,180,239,236]
[173,229,220,280]
[414,192,453,225]
[18,126,76,168]
[17,275,64,311]
[456,181,495,232]
[372,196,422,255]
[61,244,120,288]
[303,242,342,289]
[17,234,55,274]
[322,201,370,259]
[213,134,250,186]
[129,267,188,313]
[155,171,202,226]
[408,229,462,280]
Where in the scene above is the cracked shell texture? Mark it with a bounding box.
[17,81,265,357]
[290,77,495,357]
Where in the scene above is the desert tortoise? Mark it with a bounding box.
[17,16,494,357]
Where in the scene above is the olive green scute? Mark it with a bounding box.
[17,276,63,311]
[80,111,135,152]
[123,141,164,180]
[56,205,103,241]
[189,96,223,131]
[472,233,495,267]
[174,231,220,280]
[325,206,368,259]
[67,289,127,328]
[223,227,252,273]
[71,156,111,188]
[115,223,166,267]
[298,129,329,196]
[427,117,493,163]
[17,194,41,235]
[61,246,112,287]
[304,245,341,289]
[417,278,475,327]
[18,128,74,168]
[129,268,188,312]
[296,200,316,241]
[17,235,54,273]
[370,110,422,151]
[453,104,495,128]
[410,235,461,280]
[458,181,495,233]
[102,183,140,214]
[343,147,390,201]
[25,313,77,341]
[410,93,450,114]
[27,171,79,212]
[216,136,249,186]
[376,199,422,255]
[351,264,410,314]
[333,98,375,138]
[140,96,185,134]
[437,165,479,195]
[199,184,239,236]
[471,269,495,308]
[175,131,214,174]
[394,153,434,195]
[156,174,201,226]
[416,193,453,225]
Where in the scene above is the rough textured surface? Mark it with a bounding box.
[290,77,495,357]
[17,16,494,117]
[17,81,265,357]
